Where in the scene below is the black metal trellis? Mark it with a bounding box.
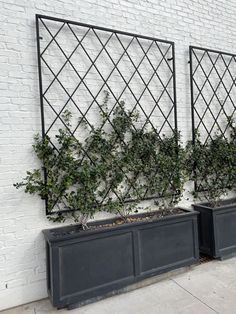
[189,45,236,190]
[36,14,178,215]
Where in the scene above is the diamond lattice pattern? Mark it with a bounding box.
[37,16,177,213]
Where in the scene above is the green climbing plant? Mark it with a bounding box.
[186,119,236,207]
[227,116,236,191]
[15,92,186,226]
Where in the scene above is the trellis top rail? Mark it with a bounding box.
[36,14,174,45]
[190,45,236,58]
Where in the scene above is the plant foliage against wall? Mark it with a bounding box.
[15,92,186,225]
[186,117,236,207]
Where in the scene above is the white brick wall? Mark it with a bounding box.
[1,0,236,310]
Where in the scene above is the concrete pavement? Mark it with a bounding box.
[1,257,236,314]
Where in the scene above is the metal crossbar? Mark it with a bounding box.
[36,14,177,215]
[189,45,236,191]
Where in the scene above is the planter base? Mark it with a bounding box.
[66,263,197,310]
[43,209,199,309]
[218,251,236,261]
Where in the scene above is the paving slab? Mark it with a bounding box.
[173,257,236,314]
[0,280,214,314]
[2,258,236,314]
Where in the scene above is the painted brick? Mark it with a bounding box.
[1,0,236,311]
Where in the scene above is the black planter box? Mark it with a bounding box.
[43,209,199,309]
[193,198,236,259]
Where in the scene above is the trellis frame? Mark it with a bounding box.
[36,14,178,215]
[189,45,236,190]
